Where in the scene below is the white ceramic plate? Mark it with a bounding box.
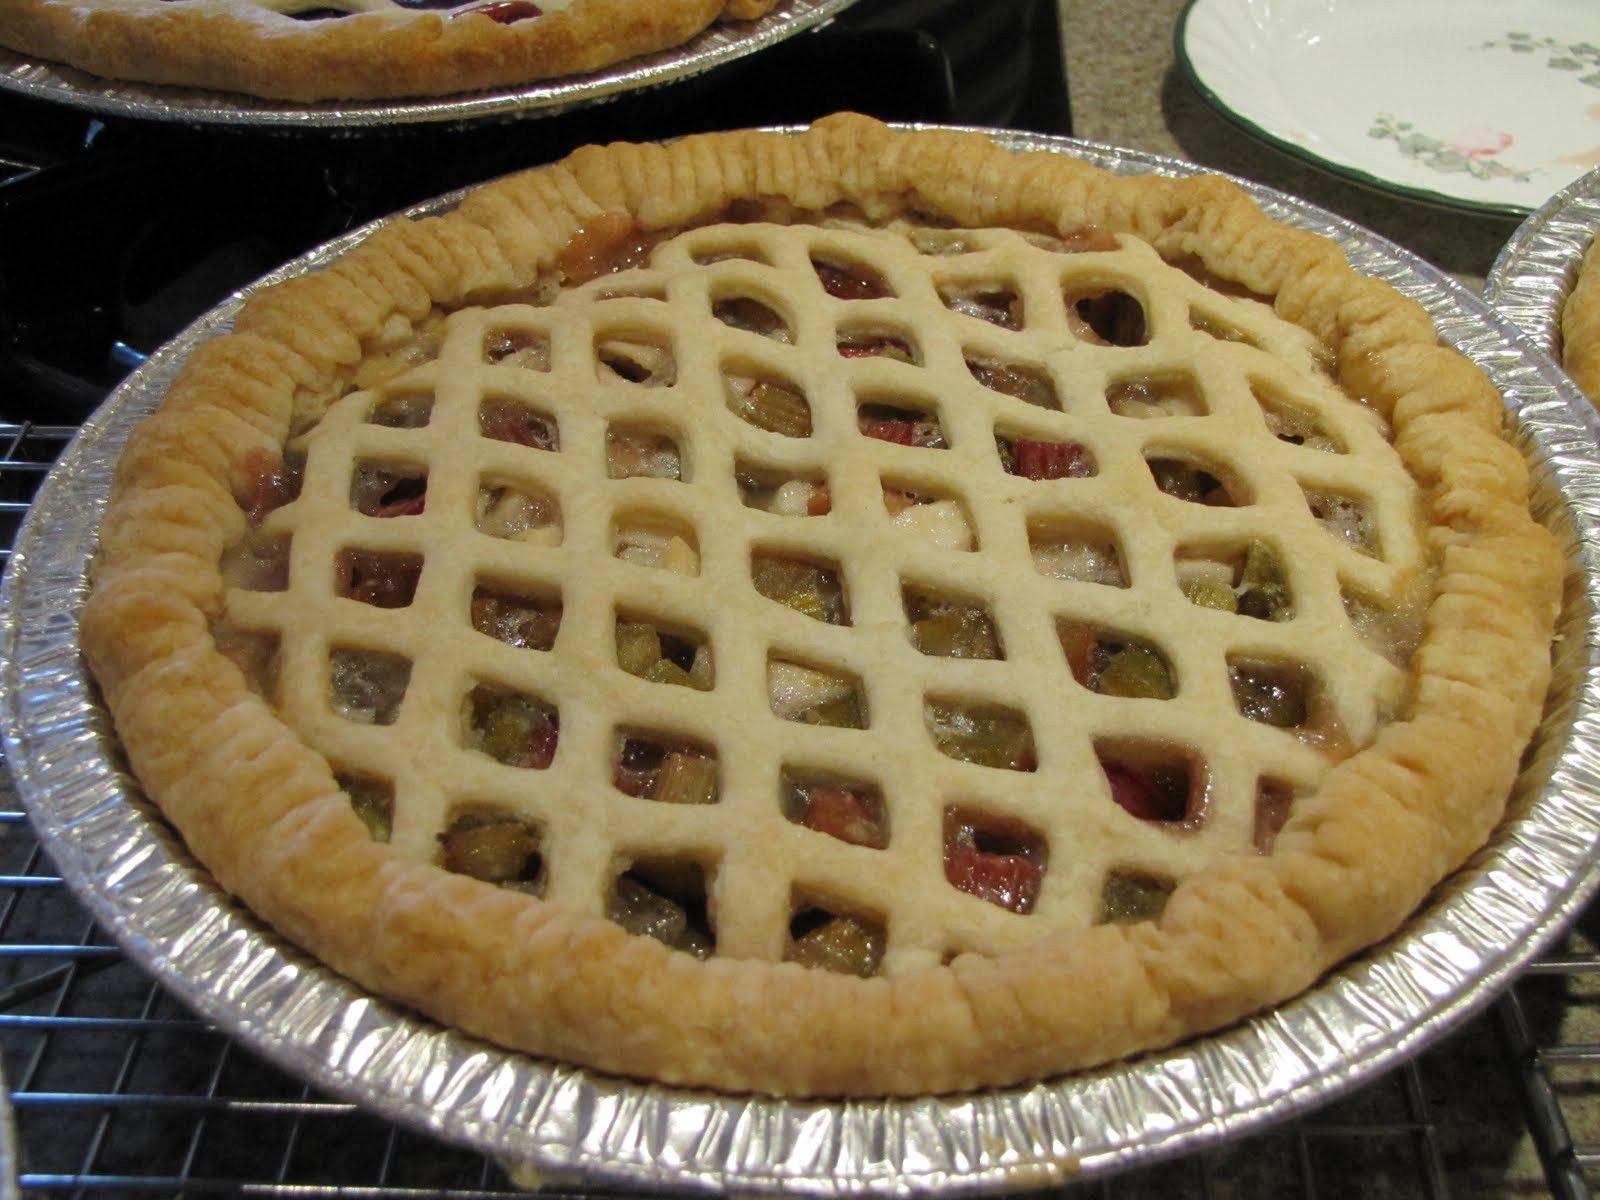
[1177,0,1600,216]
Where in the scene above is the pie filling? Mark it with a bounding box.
[216,208,1434,978]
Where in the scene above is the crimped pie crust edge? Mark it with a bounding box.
[78,114,1562,1097]
[0,0,770,103]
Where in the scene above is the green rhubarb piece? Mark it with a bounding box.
[1097,645,1174,699]
[741,380,813,437]
[754,558,834,622]
[912,609,999,659]
[787,915,884,977]
[643,658,700,689]
[438,819,540,884]
[1098,870,1174,925]
[1239,540,1290,619]
[808,692,866,729]
[1181,576,1237,612]
[615,622,662,676]
[653,751,718,804]
[482,700,541,763]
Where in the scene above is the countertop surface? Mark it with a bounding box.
[1060,0,1524,292]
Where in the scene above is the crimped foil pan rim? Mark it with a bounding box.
[1485,166,1600,359]
[0,0,856,130]
[3,129,1598,1195]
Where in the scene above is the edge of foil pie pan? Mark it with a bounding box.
[1485,166,1600,362]
[0,0,856,129]
[3,129,1599,1195]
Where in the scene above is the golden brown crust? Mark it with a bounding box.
[80,114,1561,1096]
[0,0,775,103]
[1563,233,1600,406]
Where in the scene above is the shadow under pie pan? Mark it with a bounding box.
[2,127,1599,1194]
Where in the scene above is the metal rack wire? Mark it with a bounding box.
[0,417,1592,1198]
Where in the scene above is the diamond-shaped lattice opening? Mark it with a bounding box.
[336,547,422,608]
[925,699,1035,771]
[737,461,830,517]
[1066,285,1147,346]
[479,396,558,450]
[1106,372,1206,419]
[1255,780,1296,852]
[943,808,1047,914]
[996,431,1094,480]
[1341,586,1423,667]
[222,532,289,592]
[464,684,558,769]
[724,370,813,438]
[1304,487,1377,555]
[337,773,394,843]
[238,450,304,523]
[713,294,792,340]
[328,646,411,726]
[967,355,1059,409]
[610,859,715,958]
[859,398,946,448]
[616,617,713,690]
[1252,381,1346,451]
[613,512,700,574]
[215,628,279,699]
[613,731,720,805]
[470,581,561,650]
[1147,454,1243,506]
[367,389,434,428]
[780,770,887,848]
[1229,657,1313,729]
[1058,622,1175,699]
[752,552,847,624]
[1029,517,1127,586]
[595,332,676,386]
[786,896,886,976]
[437,805,545,894]
[837,326,916,363]
[1097,868,1175,925]
[812,254,893,300]
[476,479,561,543]
[883,481,976,550]
[607,425,683,480]
[1098,745,1198,826]
[1175,539,1291,620]
[904,585,1002,659]
[482,326,551,370]
[769,658,868,728]
[939,281,1022,330]
[353,321,443,388]
[351,462,427,517]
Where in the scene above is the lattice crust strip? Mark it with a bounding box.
[223,217,1430,976]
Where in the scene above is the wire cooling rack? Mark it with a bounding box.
[0,417,1595,1198]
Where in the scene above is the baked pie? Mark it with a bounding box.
[1563,232,1600,406]
[80,114,1562,1097]
[0,0,776,103]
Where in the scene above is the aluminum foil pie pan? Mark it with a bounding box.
[1486,167,1600,365]
[3,130,1599,1195]
[0,0,856,130]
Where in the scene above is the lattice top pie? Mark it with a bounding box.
[0,0,775,102]
[81,115,1561,1097]
[1563,232,1600,406]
